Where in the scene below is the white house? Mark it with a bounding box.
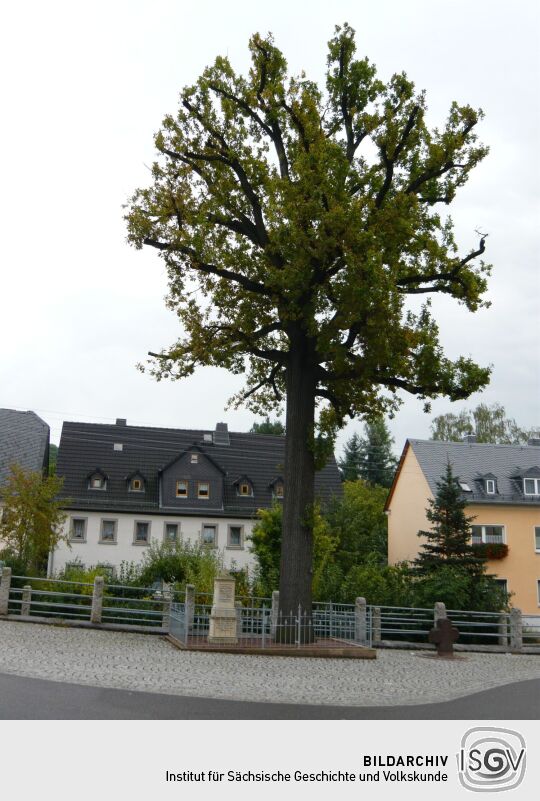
[52,418,342,578]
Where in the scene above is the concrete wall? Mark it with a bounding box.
[387,445,540,614]
[51,511,255,576]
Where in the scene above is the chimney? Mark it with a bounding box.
[213,422,230,445]
[462,434,477,444]
[116,418,127,426]
[528,437,540,447]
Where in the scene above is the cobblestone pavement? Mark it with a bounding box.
[1,620,540,707]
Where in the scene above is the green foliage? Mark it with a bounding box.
[359,418,397,487]
[249,502,337,598]
[412,565,508,612]
[340,559,413,606]
[326,479,388,568]
[0,465,68,575]
[138,540,223,593]
[431,403,533,444]
[338,432,363,480]
[249,416,285,435]
[126,22,492,430]
[414,461,485,574]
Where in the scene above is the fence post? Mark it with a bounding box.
[373,606,381,644]
[90,576,104,624]
[235,601,243,638]
[0,567,12,615]
[498,613,509,648]
[434,601,447,624]
[185,584,195,632]
[271,590,279,637]
[354,597,367,644]
[261,605,266,648]
[162,592,172,632]
[510,608,523,651]
[21,584,32,616]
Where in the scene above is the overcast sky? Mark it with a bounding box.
[1,0,539,455]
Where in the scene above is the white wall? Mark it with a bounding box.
[51,510,256,577]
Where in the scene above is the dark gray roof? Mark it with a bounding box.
[57,421,342,517]
[409,439,540,506]
[0,409,50,487]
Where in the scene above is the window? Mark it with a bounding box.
[89,474,106,490]
[66,561,85,572]
[134,521,150,545]
[524,478,540,496]
[485,479,496,494]
[70,518,87,542]
[535,527,540,553]
[164,522,179,543]
[190,453,198,464]
[228,525,243,548]
[96,564,115,579]
[274,481,284,498]
[459,481,472,492]
[202,524,217,546]
[198,482,210,499]
[238,482,252,497]
[129,477,144,492]
[471,525,504,545]
[493,578,508,593]
[176,480,188,497]
[100,519,117,543]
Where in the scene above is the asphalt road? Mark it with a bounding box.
[0,672,539,719]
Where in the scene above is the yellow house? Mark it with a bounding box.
[386,437,540,615]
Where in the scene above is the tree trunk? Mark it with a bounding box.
[277,335,316,642]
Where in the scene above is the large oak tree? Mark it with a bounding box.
[125,24,492,618]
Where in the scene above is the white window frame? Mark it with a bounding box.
[227,524,244,549]
[201,523,217,547]
[69,517,87,542]
[471,524,506,545]
[133,520,151,545]
[163,521,180,543]
[197,481,210,500]
[524,478,540,496]
[89,474,107,491]
[485,479,496,494]
[129,477,144,493]
[176,480,188,498]
[99,519,117,544]
[190,453,198,464]
[273,482,284,499]
[534,526,540,553]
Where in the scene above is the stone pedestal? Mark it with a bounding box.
[208,574,238,644]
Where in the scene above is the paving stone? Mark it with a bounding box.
[1,620,540,707]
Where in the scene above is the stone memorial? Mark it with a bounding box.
[428,617,459,656]
[208,573,238,644]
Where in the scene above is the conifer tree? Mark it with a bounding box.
[414,461,484,575]
[338,432,363,480]
[358,417,397,487]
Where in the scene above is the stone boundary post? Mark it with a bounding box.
[498,613,509,648]
[21,585,32,616]
[185,584,195,631]
[354,597,367,644]
[162,592,172,632]
[90,576,104,624]
[373,606,381,644]
[510,608,523,650]
[271,590,279,637]
[0,567,12,615]
[434,601,447,624]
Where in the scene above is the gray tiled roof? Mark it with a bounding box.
[57,421,342,517]
[0,409,50,487]
[409,439,540,506]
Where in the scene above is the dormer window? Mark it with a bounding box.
[190,453,199,464]
[485,479,496,495]
[459,481,472,493]
[198,482,210,499]
[129,477,144,493]
[234,476,254,497]
[524,478,540,496]
[176,480,188,498]
[88,471,107,491]
[274,482,284,498]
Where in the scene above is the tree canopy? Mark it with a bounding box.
[339,418,397,486]
[431,402,534,444]
[125,23,492,615]
[249,416,285,435]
